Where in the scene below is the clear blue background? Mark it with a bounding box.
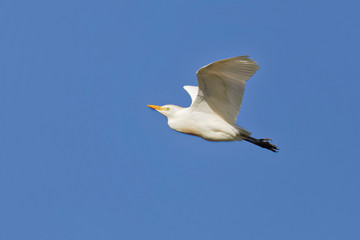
[1,0,359,239]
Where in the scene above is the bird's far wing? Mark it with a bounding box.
[194,56,259,124]
[183,85,198,106]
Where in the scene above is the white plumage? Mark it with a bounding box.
[148,56,278,152]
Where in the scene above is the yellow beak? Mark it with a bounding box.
[147,105,163,110]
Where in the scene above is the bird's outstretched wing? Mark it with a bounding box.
[183,85,198,107]
[192,56,259,124]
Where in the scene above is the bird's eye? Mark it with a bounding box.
[165,107,170,110]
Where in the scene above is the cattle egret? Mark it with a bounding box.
[148,56,278,152]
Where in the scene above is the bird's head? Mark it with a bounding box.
[147,104,182,118]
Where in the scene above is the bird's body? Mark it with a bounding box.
[166,105,239,141]
[148,56,278,152]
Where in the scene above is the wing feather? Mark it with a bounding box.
[183,85,198,106]
[192,56,259,124]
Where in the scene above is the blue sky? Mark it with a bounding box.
[1,0,360,239]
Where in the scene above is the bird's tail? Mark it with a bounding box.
[240,134,279,152]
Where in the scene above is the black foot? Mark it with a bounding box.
[241,135,279,152]
[258,138,279,152]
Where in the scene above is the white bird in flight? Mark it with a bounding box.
[148,56,278,152]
